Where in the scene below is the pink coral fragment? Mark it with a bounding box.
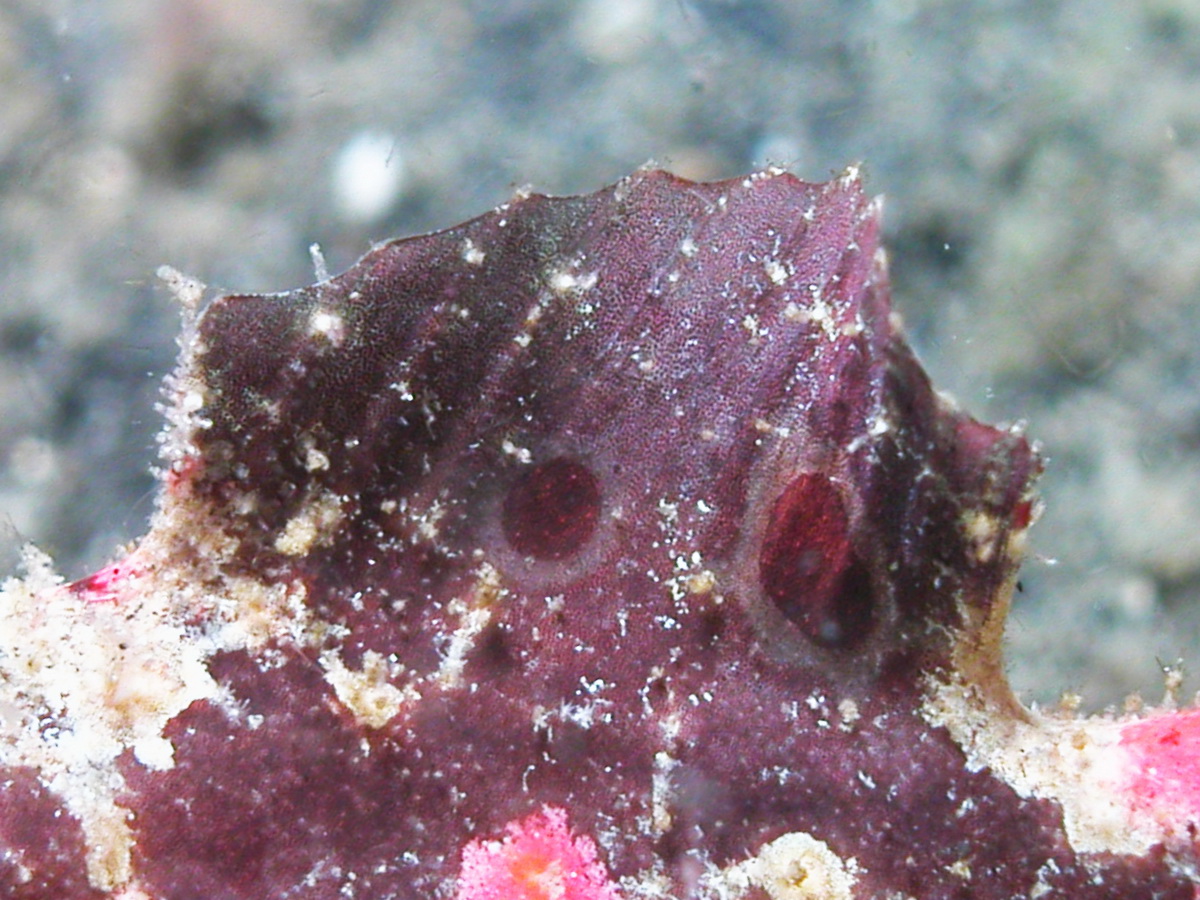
[68,554,144,604]
[1121,708,1200,831]
[457,807,621,900]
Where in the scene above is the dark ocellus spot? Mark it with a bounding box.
[502,457,601,560]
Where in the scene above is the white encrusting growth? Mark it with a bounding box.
[320,649,412,730]
[433,563,504,689]
[0,545,221,891]
[923,674,1163,858]
[706,831,859,900]
[273,490,344,556]
[0,287,353,891]
[318,565,507,729]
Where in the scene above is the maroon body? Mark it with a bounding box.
[1,169,1193,899]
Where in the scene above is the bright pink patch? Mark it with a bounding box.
[456,807,621,900]
[69,555,145,604]
[1120,708,1200,829]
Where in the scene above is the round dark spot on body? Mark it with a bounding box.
[502,457,601,560]
[758,473,873,648]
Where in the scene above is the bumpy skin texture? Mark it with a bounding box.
[1,169,1197,899]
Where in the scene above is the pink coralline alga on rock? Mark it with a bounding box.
[1,167,1198,899]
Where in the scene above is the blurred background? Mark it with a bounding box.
[1,0,1198,710]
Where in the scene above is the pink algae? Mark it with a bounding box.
[1121,708,1200,832]
[457,807,621,900]
[68,554,144,603]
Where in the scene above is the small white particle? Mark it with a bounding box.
[331,131,407,223]
[461,238,486,266]
[501,438,532,464]
[308,309,346,346]
[304,445,330,473]
[548,267,598,295]
[764,258,788,285]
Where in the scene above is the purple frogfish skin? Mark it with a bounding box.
[1,167,1198,899]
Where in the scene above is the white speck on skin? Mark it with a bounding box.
[461,238,486,266]
[548,266,598,295]
[838,698,861,729]
[308,309,346,347]
[501,438,532,464]
[765,258,788,284]
[742,314,767,343]
[304,445,330,473]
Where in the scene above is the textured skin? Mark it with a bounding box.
[1,169,1196,899]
